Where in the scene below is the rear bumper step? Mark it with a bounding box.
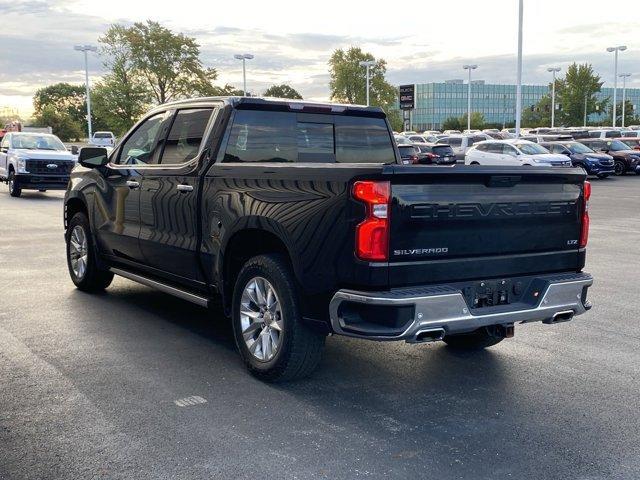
[329,272,593,342]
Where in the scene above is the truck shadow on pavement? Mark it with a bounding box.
[66,284,613,478]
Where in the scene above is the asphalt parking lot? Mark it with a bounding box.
[0,175,639,480]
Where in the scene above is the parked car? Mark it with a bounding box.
[0,132,76,197]
[443,129,461,134]
[90,131,116,147]
[407,134,439,144]
[412,142,456,165]
[394,135,413,145]
[465,140,572,167]
[579,139,640,175]
[63,96,593,381]
[436,133,493,161]
[397,144,420,164]
[586,129,623,139]
[540,141,615,178]
[422,130,441,136]
[400,130,418,136]
[619,137,640,150]
[620,131,640,139]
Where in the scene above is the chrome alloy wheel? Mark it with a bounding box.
[69,225,89,280]
[240,276,284,362]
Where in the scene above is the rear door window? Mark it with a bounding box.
[159,108,214,165]
[446,137,462,147]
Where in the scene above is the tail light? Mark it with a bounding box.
[579,181,591,248]
[352,180,390,261]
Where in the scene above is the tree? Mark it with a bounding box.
[31,105,83,141]
[554,63,605,126]
[33,83,86,126]
[125,20,218,103]
[459,112,486,130]
[32,83,86,138]
[95,24,152,135]
[521,95,552,128]
[442,116,463,131]
[608,100,640,127]
[329,47,397,108]
[263,84,303,99]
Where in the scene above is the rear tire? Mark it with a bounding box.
[232,254,325,382]
[443,327,504,350]
[8,170,21,197]
[470,161,480,165]
[65,212,113,292]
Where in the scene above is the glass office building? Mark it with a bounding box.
[400,80,640,130]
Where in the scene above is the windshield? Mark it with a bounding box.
[567,143,594,154]
[516,142,549,155]
[11,134,66,151]
[608,140,631,151]
[93,132,112,139]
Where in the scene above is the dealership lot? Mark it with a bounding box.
[0,177,639,479]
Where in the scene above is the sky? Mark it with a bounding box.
[1,0,639,116]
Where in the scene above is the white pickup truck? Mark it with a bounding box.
[90,131,116,147]
[0,132,76,197]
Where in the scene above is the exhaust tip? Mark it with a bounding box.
[544,310,575,324]
[413,328,445,343]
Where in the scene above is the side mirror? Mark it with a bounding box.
[69,145,79,155]
[563,151,571,156]
[0,147,7,154]
[78,147,109,168]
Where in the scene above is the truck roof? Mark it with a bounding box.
[156,96,386,117]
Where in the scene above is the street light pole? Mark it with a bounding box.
[619,73,631,128]
[547,67,561,128]
[515,0,524,138]
[74,44,97,139]
[463,64,478,132]
[359,60,376,106]
[234,54,254,96]
[607,45,626,127]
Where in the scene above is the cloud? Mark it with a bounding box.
[2,0,640,116]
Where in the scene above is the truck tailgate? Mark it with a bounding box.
[385,165,587,287]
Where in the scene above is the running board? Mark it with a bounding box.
[110,267,210,307]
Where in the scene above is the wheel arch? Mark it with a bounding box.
[219,219,299,314]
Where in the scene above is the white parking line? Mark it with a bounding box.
[174,396,207,407]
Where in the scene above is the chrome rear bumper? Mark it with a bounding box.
[329,272,593,342]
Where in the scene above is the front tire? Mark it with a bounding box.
[443,327,504,350]
[8,171,21,197]
[232,254,325,382]
[65,212,113,292]
[614,160,626,176]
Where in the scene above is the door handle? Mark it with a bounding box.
[126,180,140,189]
[176,184,194,193]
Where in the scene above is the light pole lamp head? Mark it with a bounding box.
[607,45,627,52]
[463,64,478,70]
[359,60,376,68]
[235,53,254,60]
[619,73,631,78]
[547,67,561,73]
[74,44,97,52]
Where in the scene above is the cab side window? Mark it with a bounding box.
[159,108,214,165]
[1,135,9,149]
[116,113,166,165]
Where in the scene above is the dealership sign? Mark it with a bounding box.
[399,85,415,110]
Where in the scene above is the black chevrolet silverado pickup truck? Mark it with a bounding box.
[64,97,593,381]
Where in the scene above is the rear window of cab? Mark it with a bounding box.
[222,110,395,164]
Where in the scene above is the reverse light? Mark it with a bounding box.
[352,180,390,261]
[579,181,591,248]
